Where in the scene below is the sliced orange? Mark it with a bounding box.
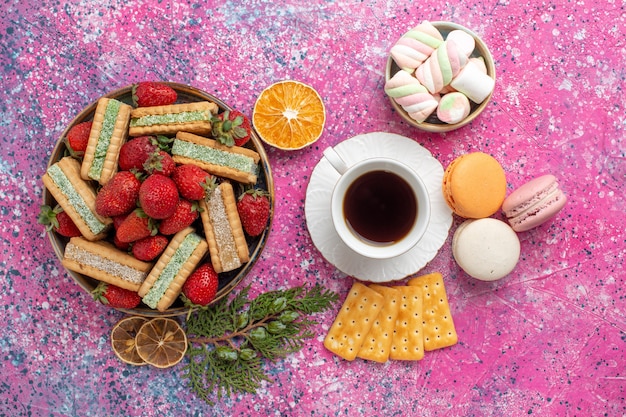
[111,316,150,366]
[252,80,326,150]
[135,318,188,368]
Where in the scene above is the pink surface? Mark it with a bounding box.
[1,1,625,416]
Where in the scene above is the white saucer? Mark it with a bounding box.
[304,132,453,282]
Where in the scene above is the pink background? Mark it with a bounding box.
[1,0,624,416]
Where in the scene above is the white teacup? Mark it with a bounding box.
[324,147,431,259]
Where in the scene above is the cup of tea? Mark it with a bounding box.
[323,147,431,259]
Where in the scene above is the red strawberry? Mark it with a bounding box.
[237,189,271,237]
[111,214,131,249]
[118,136,158,172]
[116,209,157,243]
[38,205,81,237]
[112,214,128,230]
[132,82,177,107]
[158,199,199,235]
[132,234,169,261]
[95,171,141,217]
[182,263,219,306]
[139,174,179,219]
[143,150,175,176]
[211,110,252,147]
[172,164,213,200]
[91,282,141,309]
[66,121,92,155]
[113,235,131,251]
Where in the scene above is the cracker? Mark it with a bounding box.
[62,237,152,292]
[408,272,458,351]
[81,97,131,185]
[129,101,218,137]
[389,285,424,361]
[42,156,112,241]
[356,285,400,363]
[323,282,384,361]
[199,182,250,273]
[172,132,260,184]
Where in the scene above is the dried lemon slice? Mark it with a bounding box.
[111,316,150,366]
[252,80,325,150]
[135,318,188,368]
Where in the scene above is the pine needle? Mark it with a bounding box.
[181,283,339,405]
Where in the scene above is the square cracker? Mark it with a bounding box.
[324,282,384,361]
[408,272,458,351]
[357,285,400,363]
[389,285,424,361]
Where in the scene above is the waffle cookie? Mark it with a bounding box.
[138,227,208,312]
[81,97,132,185]
[62,237,152,292]
[43,156,112,241]
[171,132,260,184]
[199,182,250,273]
[129,101,218,137]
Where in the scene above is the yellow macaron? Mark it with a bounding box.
[442,152,506,218]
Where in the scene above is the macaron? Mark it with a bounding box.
[502,174,567,232]
[452,218,520,281]
[442,152,507,219]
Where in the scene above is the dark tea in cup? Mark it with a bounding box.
[324,146,430,259]
[343,170,417,244]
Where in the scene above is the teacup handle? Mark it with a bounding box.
[323,147,349,175]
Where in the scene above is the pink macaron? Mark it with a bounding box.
[502,174,567,232]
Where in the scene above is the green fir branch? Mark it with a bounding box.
[181,283,339,405]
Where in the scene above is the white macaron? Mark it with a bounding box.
[452,218,520,281]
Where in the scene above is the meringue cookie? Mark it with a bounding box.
[384,70,439,123]
[415,39,468,94]
[390,21,444,73]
